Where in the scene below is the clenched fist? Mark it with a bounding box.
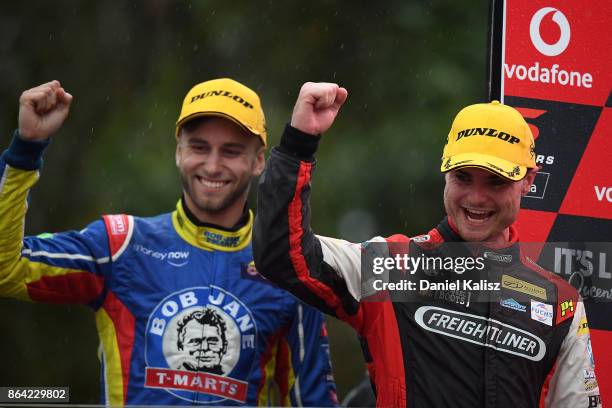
[290,82,348,136]
[18,80,73,141]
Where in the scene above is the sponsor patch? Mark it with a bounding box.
[134,244,190,267]
[203,231,240,248]
[145,286,257,403]
[584,369,596,380]
[530,300,554,326]
[558,299,575,318]
[577,317,589,336]
[145,368,248,402]
[240,261,268,283]
[484,251,513,263]
[588,394,602,407]
[585,379,599,392]
[500,298,527,312]
[502,275,547,300]
[587,338,595,367]
[421,288,472,308]
[108,214,127,235]
[414,306,546,361]
[412,234,431,243]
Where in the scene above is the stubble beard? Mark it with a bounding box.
[181,173,251,216]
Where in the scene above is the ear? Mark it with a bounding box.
[520,168,538,196]
[252,146,266,177]
[175,141,182,168]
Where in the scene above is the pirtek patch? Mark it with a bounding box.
[456,128,521,144]
[190,90,254,109]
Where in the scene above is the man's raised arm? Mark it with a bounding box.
[253,82,373,323]
[0,81,111,304]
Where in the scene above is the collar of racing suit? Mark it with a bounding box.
[432,217,524,266]
[171,198,253,252]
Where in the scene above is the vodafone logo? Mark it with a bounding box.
[505,6,592,89]
[529,7,570,57]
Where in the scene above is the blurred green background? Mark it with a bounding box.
[0,0,488,403]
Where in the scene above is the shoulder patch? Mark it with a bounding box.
[522,256,579,325]
[103,214,134,261]
[410,228,445,250]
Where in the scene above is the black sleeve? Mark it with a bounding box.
[253,125,360,319]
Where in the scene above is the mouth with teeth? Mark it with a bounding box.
[196,176,230,190]
[462,207,495,224]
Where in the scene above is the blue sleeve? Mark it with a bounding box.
[0,131,111,307]
[285,302,339,406]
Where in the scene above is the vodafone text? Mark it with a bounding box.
[505,62,592,89]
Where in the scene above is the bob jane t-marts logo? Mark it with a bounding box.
[415,306,546,361]
[145,287,257,403]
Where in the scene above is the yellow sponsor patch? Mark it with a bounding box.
[501,275,547,300]
[560,299,574,316]
[577,317,589,336]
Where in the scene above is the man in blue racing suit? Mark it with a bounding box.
[0,79,338,406]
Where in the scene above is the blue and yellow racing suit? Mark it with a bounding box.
[0,132,338,406]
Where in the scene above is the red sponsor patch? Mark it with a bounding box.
[557,299,575,324]
[108,214,128,235]
[145,367,247,403]
[103,214,131,258]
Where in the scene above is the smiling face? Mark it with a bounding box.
[176,116,265,226]
[443,167,536,245]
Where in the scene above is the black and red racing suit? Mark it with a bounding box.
[253,125,602,408]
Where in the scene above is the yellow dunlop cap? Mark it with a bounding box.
[176,78,267,146]
[441,101,536,181]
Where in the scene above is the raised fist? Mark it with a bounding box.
[18,80,73,141]
[290,82,348,136]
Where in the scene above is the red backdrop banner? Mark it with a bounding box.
[495,0,611,405]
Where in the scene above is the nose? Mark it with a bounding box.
[203,150,223,176]
[466,181,489,206]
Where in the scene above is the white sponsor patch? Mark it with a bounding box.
[530,300,554,326]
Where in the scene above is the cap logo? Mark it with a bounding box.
[456,128,521,144]
[443,157,473,170]
[486,163,522,178]
[190,90,254,110]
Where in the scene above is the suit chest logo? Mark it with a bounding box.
[134,244,190,267]
[415,306,546,361]
[145,287,257,403]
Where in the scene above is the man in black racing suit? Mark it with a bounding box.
[253,82,602,407]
